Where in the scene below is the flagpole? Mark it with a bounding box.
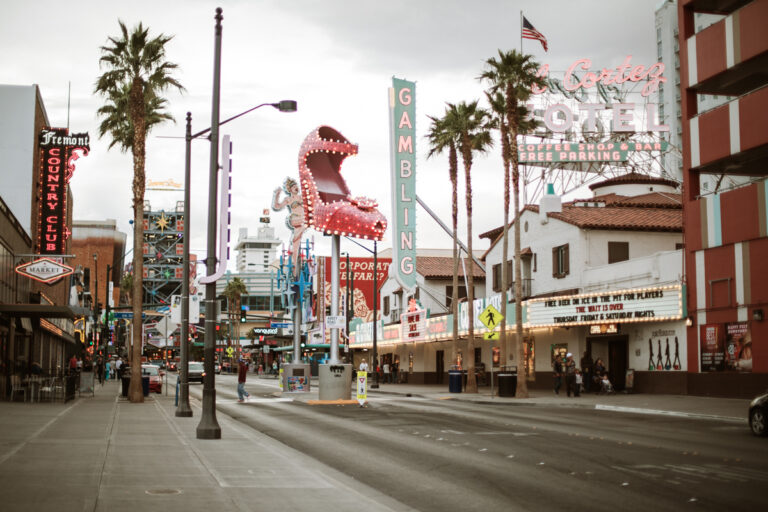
[520,11,523,52]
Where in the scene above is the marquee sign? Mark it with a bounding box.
[15,257,74,284]
[38,128,89,254]
[389,77,417,291]
[526,284,683,328]
[518,141,668,163]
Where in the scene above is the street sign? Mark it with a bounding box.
[356,371,367,405]
[15,257,73,284]
[483,331,500,341]
[226,346,234,357]
[325,315,346,330]
[479,304,503,330]
[271,322,292,328]
[113,312,147,319]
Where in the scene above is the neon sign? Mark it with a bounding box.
[389,77,417,291]
[37,128,89,254]
[533,55,666,98]
[15,257,74,284]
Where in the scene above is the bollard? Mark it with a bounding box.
[175,376,179,406]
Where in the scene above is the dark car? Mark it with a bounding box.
[168,360,178,372]
[188,362,204,383]
[141,364,163,394]
[749,391,768,436]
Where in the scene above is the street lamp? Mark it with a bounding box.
[191,8,297,437]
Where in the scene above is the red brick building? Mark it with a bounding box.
[679,0,768,396]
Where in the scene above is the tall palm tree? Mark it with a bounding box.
[479,50,544,398]
[95,21,184,403]
[426,112,460,365]
[449,100,493,394]
[223,277,248,354]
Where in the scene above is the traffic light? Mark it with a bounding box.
[240,307,247,323]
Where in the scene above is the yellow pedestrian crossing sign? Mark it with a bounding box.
[479,304,503,330]
[483,331,500,341]
[226,346,234,357]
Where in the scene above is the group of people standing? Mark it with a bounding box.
[357,358,400,383]
[552,352,610,396]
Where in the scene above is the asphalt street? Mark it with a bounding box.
[189,375,768,512]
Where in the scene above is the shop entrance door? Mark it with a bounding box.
[436,350,444,384]
[608,337,629,391]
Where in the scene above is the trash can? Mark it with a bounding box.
[498,373,517,397]
[448,370,463,393]
[141,376,150,397]
[121,376,130,397]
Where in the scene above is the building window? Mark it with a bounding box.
[675,243,684,250]
[608,241,629,264]
[383,296,390,316]
[492,262,514,292]
[552,244,569,278]
[533,253,537,272]
[446,285,468,309]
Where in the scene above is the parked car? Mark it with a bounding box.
[188,362,204,383]
[141,364,163,394]
[167,360,178,372]
[749,391,768,436]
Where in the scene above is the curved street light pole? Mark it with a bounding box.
[193,8,297,440]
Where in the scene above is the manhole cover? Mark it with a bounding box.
[145,489,182,495]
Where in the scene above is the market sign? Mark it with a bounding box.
[525,284,683,328]
[389,77,417,291]
[518,140,668,163]
[38,128,89,254]
[15,257,74,284]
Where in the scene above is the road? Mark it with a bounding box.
[188,374,767,512]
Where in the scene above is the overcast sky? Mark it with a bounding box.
[1,0,662,266]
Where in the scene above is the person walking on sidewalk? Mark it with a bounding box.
[564,353,579,397]
[237,359,250,403]
[553,355,563,395]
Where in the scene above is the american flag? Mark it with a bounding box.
[522,16,548,52]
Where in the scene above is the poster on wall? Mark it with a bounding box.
[725,322,752,372]
[700,323,725,372]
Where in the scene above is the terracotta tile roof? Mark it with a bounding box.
[588,171,680,191]
[570,192,682,208]
[417,256,485,279]
[526,204,682,231]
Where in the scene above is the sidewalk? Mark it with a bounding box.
[358,380,750,423]
[0,380,405,512]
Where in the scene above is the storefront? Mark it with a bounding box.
[525,284,687,393]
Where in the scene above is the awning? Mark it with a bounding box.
[0,304,76,319]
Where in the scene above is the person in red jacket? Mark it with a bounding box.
[237,359,250,403]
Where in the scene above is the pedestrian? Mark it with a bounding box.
[564,353,578,397]
[69,354,78,375]
[580,352,593,393]
[271,360,278,375]
[593,358,607,390]
[383,361,391,383]
[105,359,111,381]
[553,354,563,395]
[392,360,399,384]
[115,357,123,379]
[359,358,369,373]
[575,369,583,394]
[237,359,250,403]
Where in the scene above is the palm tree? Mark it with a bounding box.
[448,100,493,394]
[223,277,248,356]
[479,50,544,398]
[95,21,184,403]
[426,112,460,366]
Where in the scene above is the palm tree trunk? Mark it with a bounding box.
[462,140,477,394]
[128,80,146,403]
[499,124,511,377]
[512,164,528,398]
[450,145,459,371]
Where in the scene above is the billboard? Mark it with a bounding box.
[321,256,391,323]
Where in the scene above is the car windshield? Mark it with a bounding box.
[142,366,159,376]
[189,363,204,371]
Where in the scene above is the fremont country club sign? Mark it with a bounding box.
[526,285,683,328]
